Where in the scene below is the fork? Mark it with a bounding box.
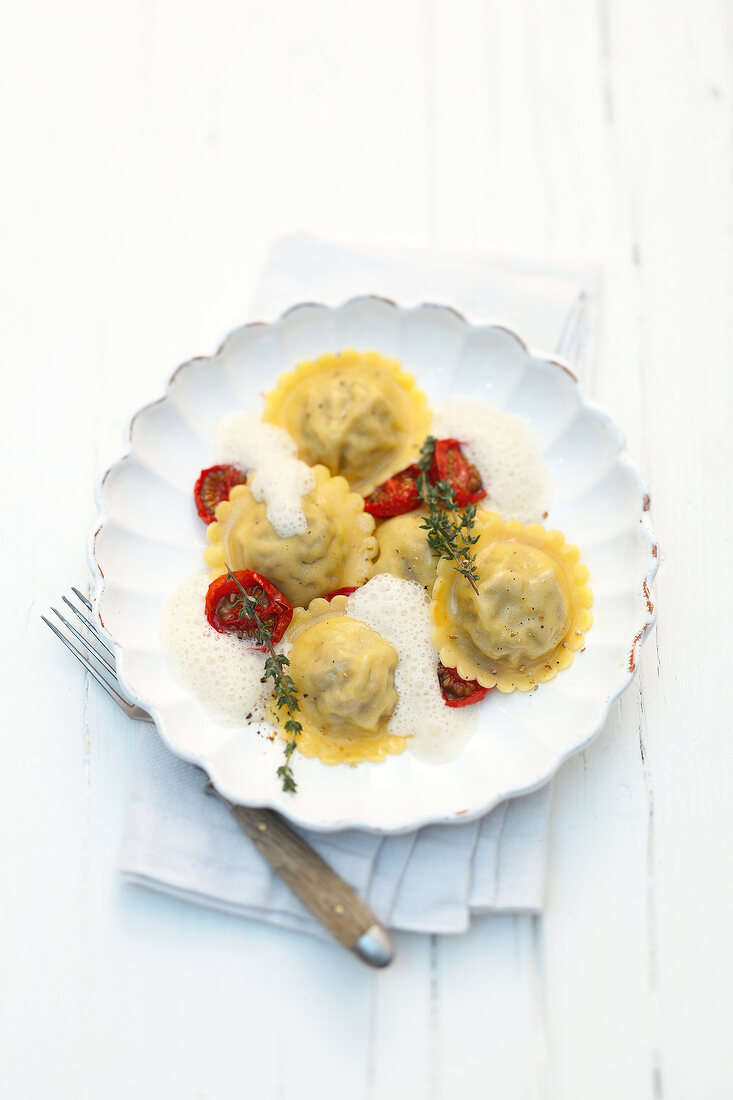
[43,589,393,968]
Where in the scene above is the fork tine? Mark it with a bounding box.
[42,614,135,713]
[71,586,92,611]
[61,595,116,660]
[51,606,117,677]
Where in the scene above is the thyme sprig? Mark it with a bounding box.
[224,566,301,793]
[415,437,480,594]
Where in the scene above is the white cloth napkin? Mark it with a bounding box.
[119,233,598,937]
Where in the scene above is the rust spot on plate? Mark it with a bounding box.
[280,301,324,320]
[421,301,468,324]
[215,320,267,357]
[169,356,209,384]
[129,395,166,437]
[643,494,651,511]
[652,544,658,558]
[628,630,643,672]
[643,580,653,613]
[555,360,578,382]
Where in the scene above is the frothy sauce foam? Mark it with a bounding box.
[347,574,477,763]
[214,412,315,537]
[431,397,552,524]
[158,571,273,729]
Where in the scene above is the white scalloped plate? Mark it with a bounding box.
[90,298,657,833]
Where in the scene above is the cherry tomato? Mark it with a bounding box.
[364,464,421,517]
[324,586,361,601]
[323,585,360,602]
[437,661,490,708]
[205,570,292,646]
[429,439,486,508]
[194,464,248,524]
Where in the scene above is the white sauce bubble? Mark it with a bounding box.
[159,571,274,729]
[346,574,478,763]
[213,412,315,537]
[431,397,552,523]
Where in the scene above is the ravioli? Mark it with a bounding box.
[263,349,431,495]
[370,509,438,593]
[204,465,377,608]
[283,596,406,764]
[431,510,593,692]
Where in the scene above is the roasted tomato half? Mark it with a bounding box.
[324,586,361,601]
[429,439,486,508]
[194,464,248,524]
[364,464,421,517]
[437,661,490,708]
[205,570,293,646]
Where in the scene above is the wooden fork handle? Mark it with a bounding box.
[204,784,394,967]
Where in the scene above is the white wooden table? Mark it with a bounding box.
[2,1,731,1096]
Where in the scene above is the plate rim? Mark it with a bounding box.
[87,295,659,834]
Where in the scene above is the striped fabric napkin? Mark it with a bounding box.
[119,233,598,937]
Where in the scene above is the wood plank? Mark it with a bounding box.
[433,918,543,1100]
[605,0,733,1095]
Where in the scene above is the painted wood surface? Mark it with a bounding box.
[2,0,730,1096]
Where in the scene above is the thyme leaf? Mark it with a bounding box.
[225,566,301,792]
[415,437,480,594]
